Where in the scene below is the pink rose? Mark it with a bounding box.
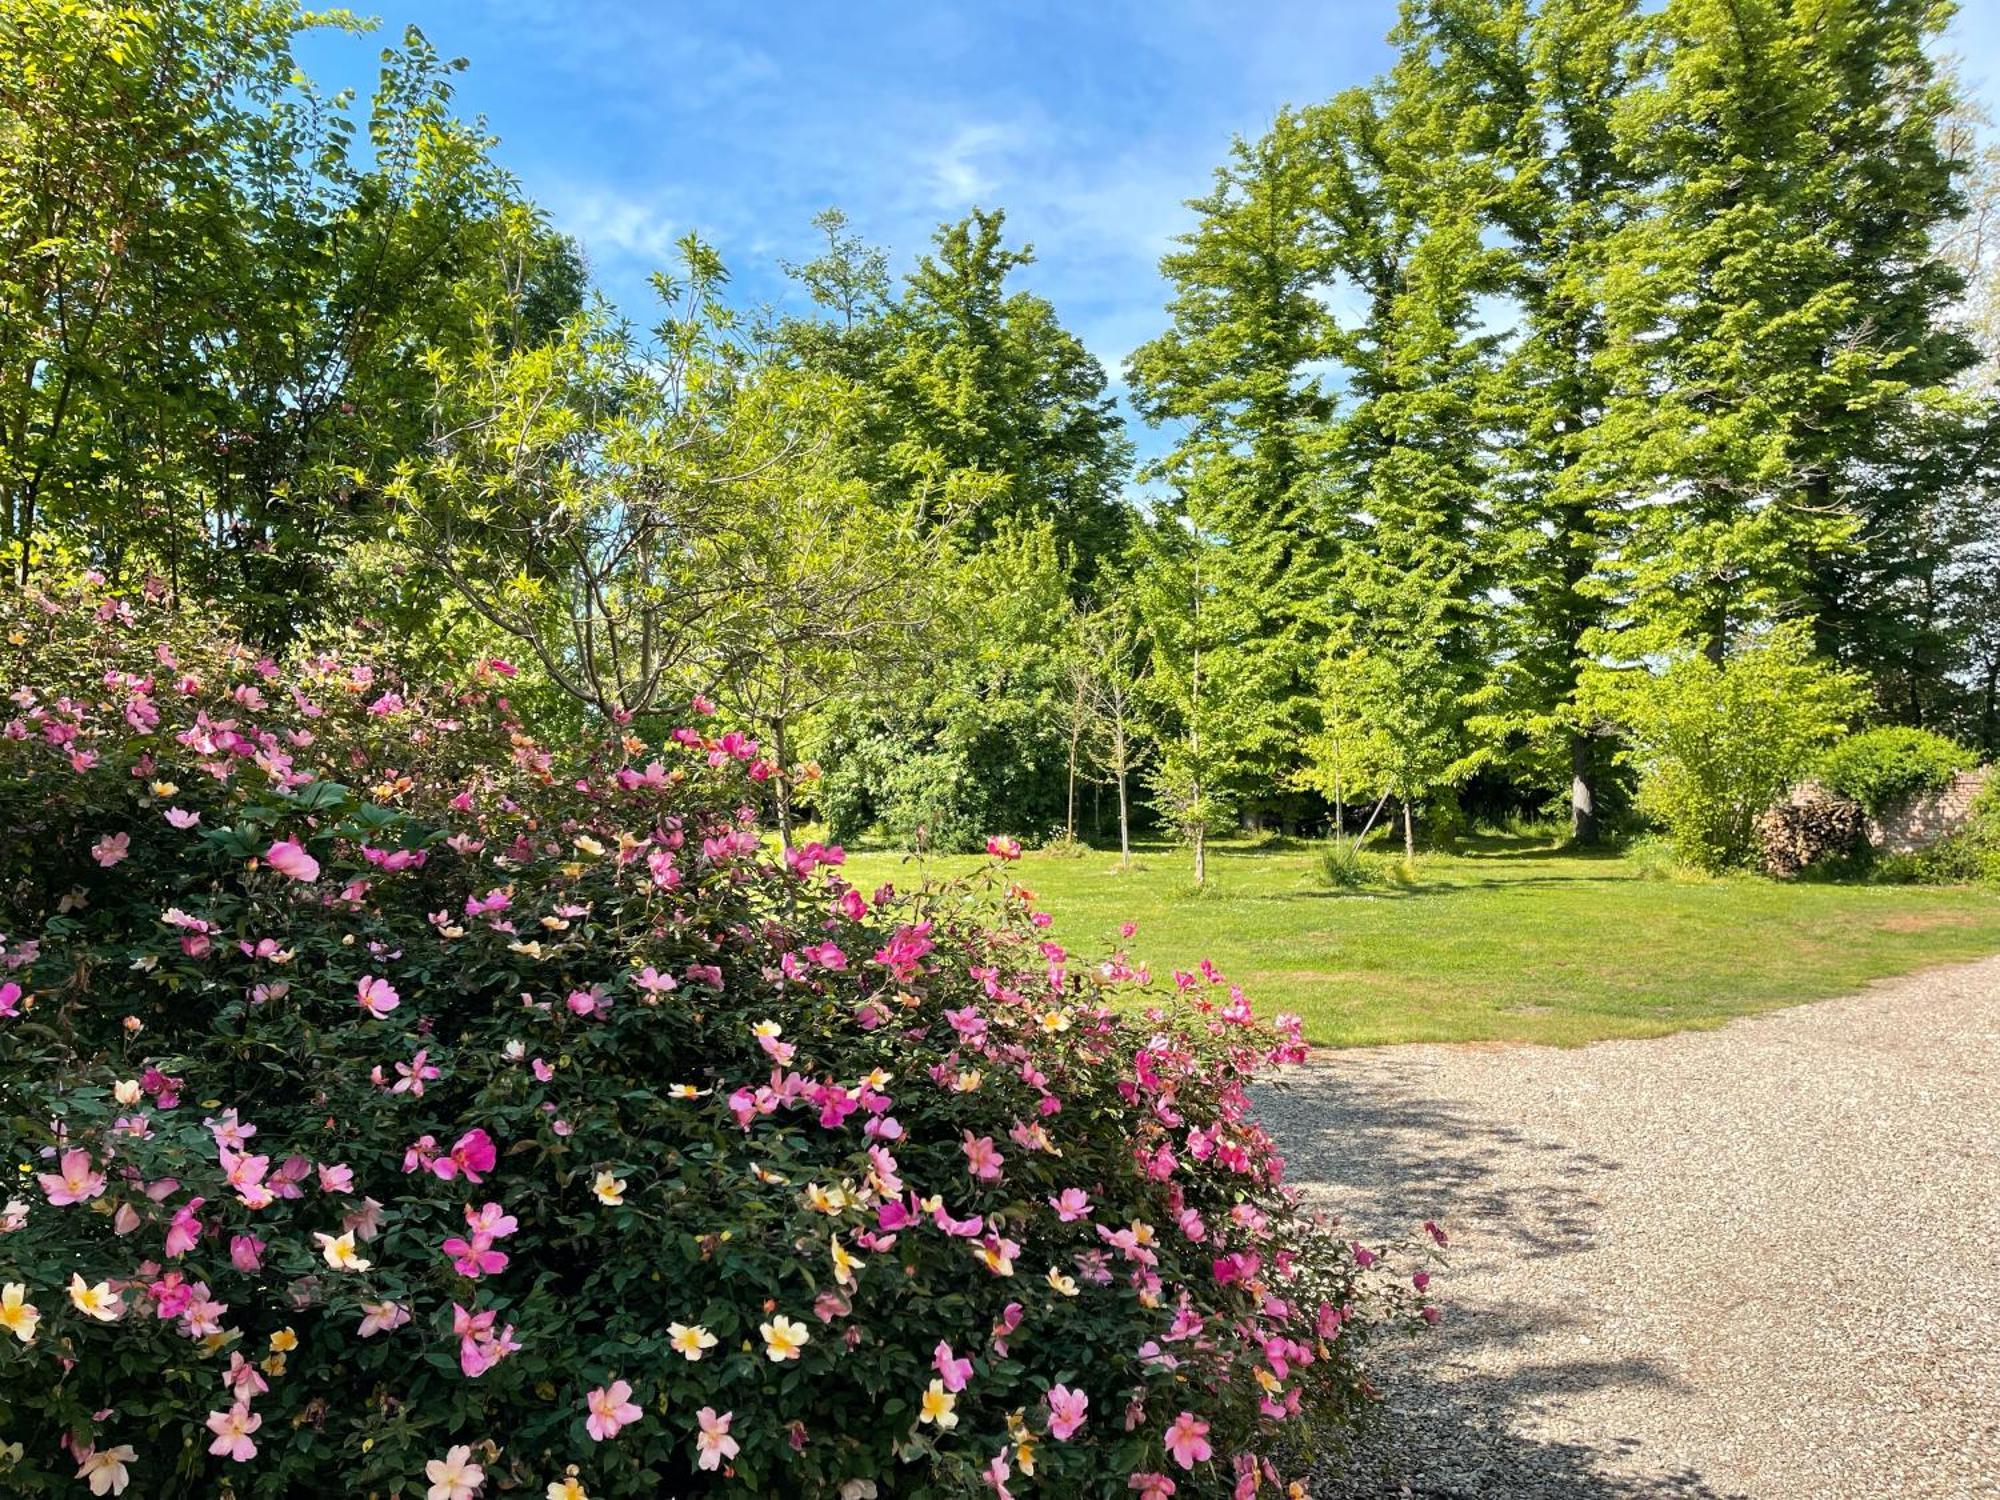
[264,839,319,882]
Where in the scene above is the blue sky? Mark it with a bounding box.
[297,2,1396,404]
[301,0,2000,459]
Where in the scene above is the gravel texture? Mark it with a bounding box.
[1261,954,2000,1500]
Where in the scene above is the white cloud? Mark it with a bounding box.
[921,123,1030,206]
[544,187,680,269]
[388,0,1395,395]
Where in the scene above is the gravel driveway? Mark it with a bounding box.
[1261,954,2000,1500]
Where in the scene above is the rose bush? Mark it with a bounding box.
[0,581,1435,1498]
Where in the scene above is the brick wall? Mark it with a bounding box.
[1867,769,1992,855]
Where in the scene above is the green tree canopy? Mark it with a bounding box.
[0,0,579,634]
[782,207,1134,583]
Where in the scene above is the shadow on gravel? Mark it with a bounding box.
[1254,1064,1617,1258]
[1313,1309,1742,1499]
[1312,1383,1748,1500]
[1269,1069,1745,1498]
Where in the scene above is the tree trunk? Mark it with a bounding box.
[1569,732,1597,845]
[1115,743,1131,868]
[15,489,33,586]
[772,717,793,854]
[1982,657,1999,757]
[1402,799,1416,861]
[1189,569,1204,886]
[1064,703,1081,842]
[1703,601,1728,666]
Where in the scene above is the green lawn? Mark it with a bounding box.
[837,834,2000,1048]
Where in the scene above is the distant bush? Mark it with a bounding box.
[0,580,1434,1498]
[1316,841,1376,890]
[1416,795,1468,853]
[1605,625,1863,872]
[1621,834,1687,882]
[1314,832,1422,892]
[1814,727,1974,817]
[1872,841,1983,884]
[1976,779,2000,860]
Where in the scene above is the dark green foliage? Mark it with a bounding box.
[772,213,1137,844]
[1411,0,1649,839]
[1126,110,1338,806]
[809,524,1077,851]
[1126,0,1994,866]
[1592,0,1976,669]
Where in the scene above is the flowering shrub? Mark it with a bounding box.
[0,582,1434,1498]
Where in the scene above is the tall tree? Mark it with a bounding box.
[1127,111,1339,809]
[394,239,864,721]
[782,208,1133,581]
[1305,36,1509,849]
[1592,0,1976,675]
[772,210,1135,842]
[707,449,946,851]
[1132,46,1508,840]
[1406,0,1650,840]
[1928,89,2000,749]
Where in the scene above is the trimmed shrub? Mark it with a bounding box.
[0,582,1433,1498]
[1813,727,1974,817]
[1754,791,1868,879]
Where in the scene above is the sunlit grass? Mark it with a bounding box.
[837,833,2000,1048]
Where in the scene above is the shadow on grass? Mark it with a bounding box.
[1447,832,1635,863]
[1276,874,1646,904]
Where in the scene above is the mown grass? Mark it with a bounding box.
[836,833,2000,1048]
